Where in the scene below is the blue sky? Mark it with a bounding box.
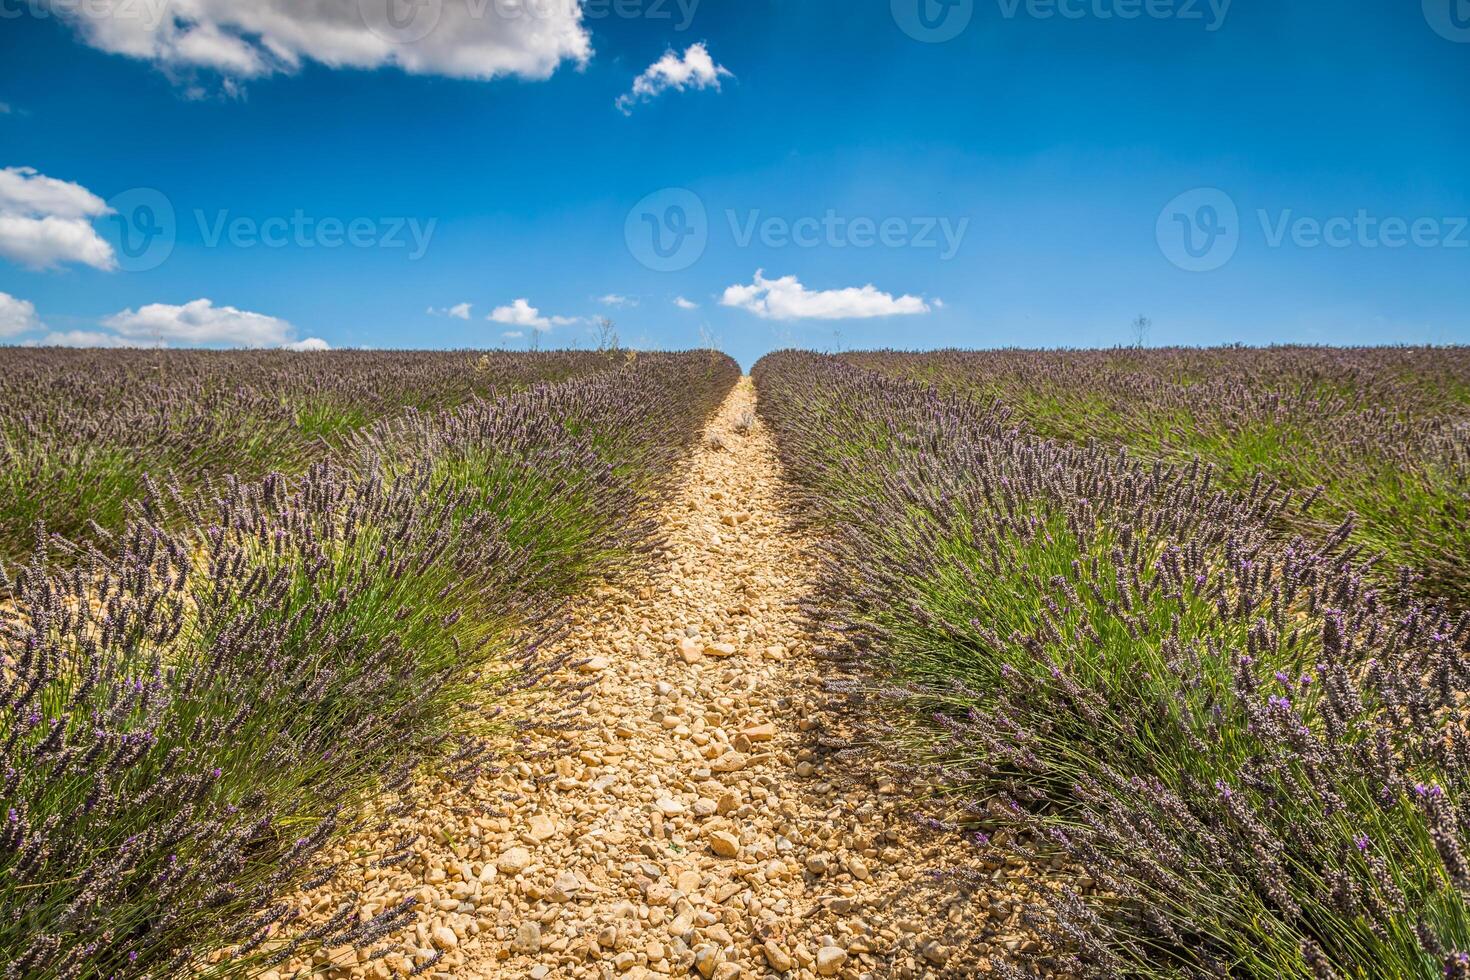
[0,0,1467,367]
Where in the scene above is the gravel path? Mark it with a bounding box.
[273,379,1027,980]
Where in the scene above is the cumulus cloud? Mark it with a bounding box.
[428,301,473,319]
[673,295,699,310]
[720,271,933,321]
[617,43,731,115]
[52,0,591,86]
[31,330,146,349]
[598,293,637,308]
[102,298,296,347]
[489,298,578,331]
[284,337,331,351]
[0,291,44,337]
[0,166,117,271]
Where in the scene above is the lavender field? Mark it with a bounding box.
[2,343,1467,978]
[755,348,1470,978]
[842,347,1470,606]
[0,349,621,565]
[0,349,739,976]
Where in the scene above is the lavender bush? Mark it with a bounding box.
[843,346,1470,605]
[0,351,738,977]
[0,348,619,565]
[755,351,1470,978]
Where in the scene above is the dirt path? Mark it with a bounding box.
[276,379,1022,980]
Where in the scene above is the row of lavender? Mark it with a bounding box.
[754,351,1470,978]
[0,351,739,977]
[842,346,1470,606]
[0,348,619,566]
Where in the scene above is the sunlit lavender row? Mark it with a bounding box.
[0,351,739,977]
[842,346,1470,606]
[755,350,1470,978]
[0,348,622,566]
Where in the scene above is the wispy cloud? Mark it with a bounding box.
[673,296,699,310]
[721,271,934,321]
[31,330,145,349]
[617,43,731,115]
[599,293,638,308]
[428,302,473,320]
[488,298,579,332]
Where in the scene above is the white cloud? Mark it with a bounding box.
[720,271,934,321]
[501,330,524,339]
[0,167,109,219]
[673,295,699,310]
[617,43,731,115]
[102,298,295,347]
[0,167,117,271]
[599,293,638,308]
[32,330,146,349]
[489,298,578,331]
[53,0,592,85]
[284,337,331,351]
[0,291,44,337]
[428,301,473,319]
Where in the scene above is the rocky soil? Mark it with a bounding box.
[266,379,1044,979]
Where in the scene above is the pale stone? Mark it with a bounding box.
[708,831,741,858]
